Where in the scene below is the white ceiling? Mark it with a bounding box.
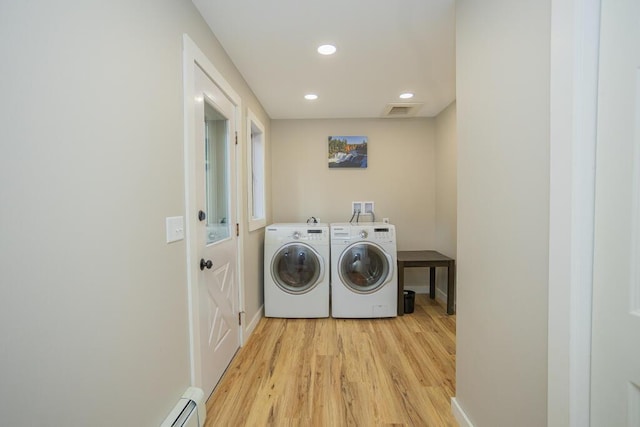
[192,0,456,120]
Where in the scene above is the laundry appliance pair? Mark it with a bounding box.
[264,222,398,318]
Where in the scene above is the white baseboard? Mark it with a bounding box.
[242,305,263,345]
[404,285,448,304]
[451,397,475,427]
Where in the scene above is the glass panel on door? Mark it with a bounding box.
[204,101,230,245]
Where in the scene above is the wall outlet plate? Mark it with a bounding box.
[166,216,185,243]
[352,201,363,214]
[364,201,374,214]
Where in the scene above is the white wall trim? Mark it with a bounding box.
[243,305,264,343]
[451,398,475,427]
[182,33,245,382]
[404,285,429,294]
[548,0,600,426]
[404,285,447,304]
[246,108,267,232]
[183,35,241,106]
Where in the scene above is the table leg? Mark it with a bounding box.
[447,260,456,315]
[429,267,436,299]
[397,262,405,316]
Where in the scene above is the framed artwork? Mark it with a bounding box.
[328,135,368,168]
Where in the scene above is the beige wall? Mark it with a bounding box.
[0,1,269,424]
[271,118,436,251]
[435,102,458,299]
[455,1,550,426]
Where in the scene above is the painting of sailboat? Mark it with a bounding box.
[328,135,368,168]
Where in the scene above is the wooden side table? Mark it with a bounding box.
[397,250,456,315]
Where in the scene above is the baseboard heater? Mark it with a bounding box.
[161,387,206,427]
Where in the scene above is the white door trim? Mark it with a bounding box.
[182,34,246,387]
[548,0,601,425]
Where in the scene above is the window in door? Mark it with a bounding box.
[204,101,230,244]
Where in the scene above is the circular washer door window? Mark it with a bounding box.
[271,243,323,294]
[338,242,391,294]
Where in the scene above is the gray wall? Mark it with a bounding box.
[271,118,436,250]
[0,1,269,425]
[271,114,457,298]
[455,1,550,426]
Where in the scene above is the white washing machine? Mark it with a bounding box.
[264,223,330,318]
[330,222,398,318]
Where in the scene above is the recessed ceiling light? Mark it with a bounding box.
[399,92,414,99]
[304,94,318,100]
[317,44,337,55]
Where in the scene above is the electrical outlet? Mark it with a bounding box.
[364,201,374,214]
[383,217,390,224]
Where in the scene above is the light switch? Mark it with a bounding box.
[166,216,185,243]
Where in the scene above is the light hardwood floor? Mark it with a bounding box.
[205,294,457,426]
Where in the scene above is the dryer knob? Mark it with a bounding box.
[292,231,301,240]
[359,230,368,239]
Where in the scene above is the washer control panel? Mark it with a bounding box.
[284,228,328,242]
[364,227,394,243]
[266,224,329,243]
[372,227,394,240]
[302,228,328,241]
[330,224,395,242]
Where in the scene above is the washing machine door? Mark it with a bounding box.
[271,243,324,294]
[338,242,392,294]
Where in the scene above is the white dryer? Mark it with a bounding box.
[264,223,330,318]
[330,223,398,318]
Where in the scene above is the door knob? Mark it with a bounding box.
[200,259,213,271]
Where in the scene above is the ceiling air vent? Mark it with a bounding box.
[382,103,424,118]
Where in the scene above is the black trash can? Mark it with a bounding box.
[404,290,416,314]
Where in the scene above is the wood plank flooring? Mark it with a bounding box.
[205,294,457,426]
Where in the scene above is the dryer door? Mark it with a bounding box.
[271,243,324,294]
[338,242,392,294]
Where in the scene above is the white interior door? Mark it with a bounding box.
[192,64,240,399]
[590,0,640,425]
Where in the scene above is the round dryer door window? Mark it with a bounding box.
[271,243,323,294]
[338,242,391,294]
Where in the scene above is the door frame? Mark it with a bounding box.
[182,34,246,387]
[548,0,601,425]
